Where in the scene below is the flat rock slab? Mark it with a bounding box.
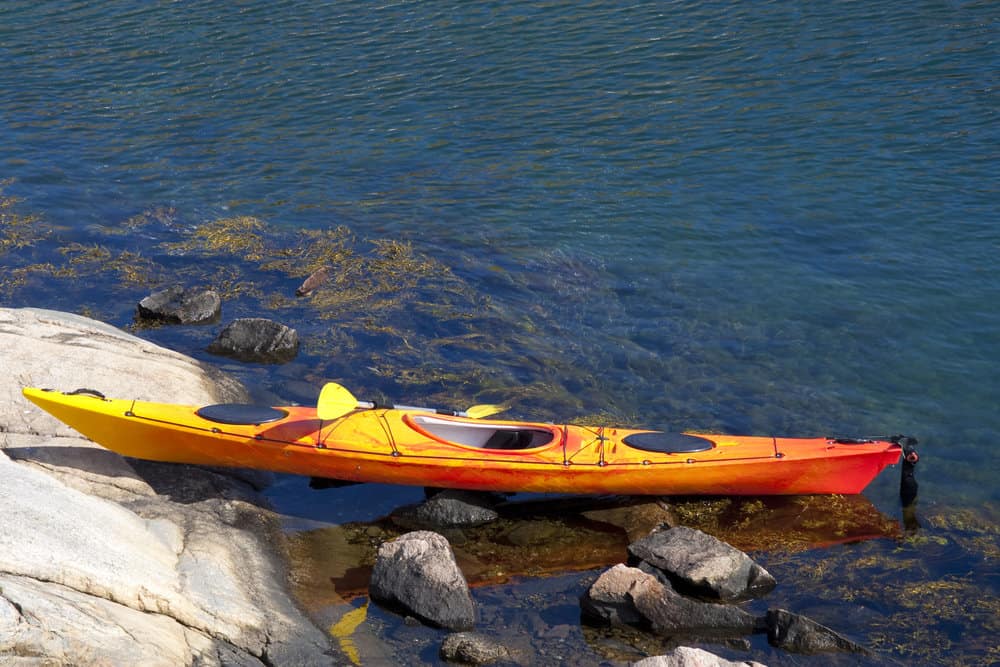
[0,307,247,439]
[2,432,156,502]
[629,526,776,601]
[0,573,235,667]
[370,531,476,631]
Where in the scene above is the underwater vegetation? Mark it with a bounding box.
[0,181,46,253]
[0,192,605,417]
[2,183,927,443]
[760,503,999,666]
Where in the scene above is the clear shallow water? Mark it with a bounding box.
[2,1,997,664]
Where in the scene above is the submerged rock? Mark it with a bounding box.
[440,632,511,664]
[581,500,677,542]
[632,574,759,637]
[633,646,768,666]
[582,564,757,636]
[207,317,299,363]
[765,609,866,655]
[629,526,776,601]
[369,531,476,631]
[136,285,221,324]
[401,490,503,528]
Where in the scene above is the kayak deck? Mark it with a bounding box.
[22,387,904,496]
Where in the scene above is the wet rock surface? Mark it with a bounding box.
[207,317,299,363]
[440,631,512,664]
[581,500,677,543]
[628,526,776,602]
[395,490,504,529]
[369,530,476,631]
[765,608,866,655]
[581,565,758,636]
[136,285,221,324]
[580,564,651,628]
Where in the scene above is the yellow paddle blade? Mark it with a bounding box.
[329,602,368,666]
[317,382,359,420]
[465,403,508,419]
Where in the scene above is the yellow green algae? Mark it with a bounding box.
[58,243,158,287]
[163,215,268,261]
[759,502,999,666]
[0,180,47,255]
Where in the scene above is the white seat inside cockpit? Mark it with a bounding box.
[409,415,554,449]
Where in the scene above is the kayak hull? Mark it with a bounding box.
[22,388,902,496]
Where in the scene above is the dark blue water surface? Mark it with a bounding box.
[2,1,997,664]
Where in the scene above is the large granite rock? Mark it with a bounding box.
[369,531,476,631]
[629,526,776,602]
[0,307,331,665]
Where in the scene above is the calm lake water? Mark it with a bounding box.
[2,1,997,665]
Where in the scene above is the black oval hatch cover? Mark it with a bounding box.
[622,432,715,453]
[196,404,288,425]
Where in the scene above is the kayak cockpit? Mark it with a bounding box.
[406,414,556,450]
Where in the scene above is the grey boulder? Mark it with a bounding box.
[370,531,476,631]
[137,286,221,324]
[207,317,299,363]
[629,526,776,601]
[582,564,757,636]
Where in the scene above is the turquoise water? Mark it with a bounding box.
[2,1,997,664]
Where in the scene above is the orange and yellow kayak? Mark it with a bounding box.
[22,387,904,496]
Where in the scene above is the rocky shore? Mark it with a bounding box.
[0,307,330,665]
[1,306,872,666]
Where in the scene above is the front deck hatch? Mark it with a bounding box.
[196,404,288,425]
[622,432,715,454]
